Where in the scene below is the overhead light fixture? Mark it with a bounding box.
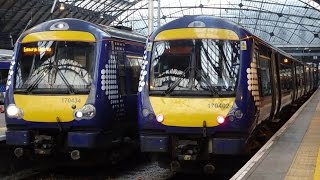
[100,13,103,18]
[59,3,65,11]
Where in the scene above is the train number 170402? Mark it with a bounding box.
[208,103,230,109]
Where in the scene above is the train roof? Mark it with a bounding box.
[98,24,146,43]
[19,18,146,44]
[151,15,306,65]
[150,15,251,41]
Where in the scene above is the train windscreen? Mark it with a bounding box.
[14,41,95,94]
[149,39,240,96]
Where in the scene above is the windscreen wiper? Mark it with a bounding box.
[25,67,50,93]
[56,69,75,94]
[195,68,219,97]
[164,66,191,95]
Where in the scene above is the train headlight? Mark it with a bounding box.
[217,115,225,124]
[234,110,243,118]
[6,104,23,119]
[74,104,96,120]
[75,111,83,118]
[156,114,164,122]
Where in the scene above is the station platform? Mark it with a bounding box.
[231,89,320,180]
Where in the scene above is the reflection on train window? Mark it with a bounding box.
[305,66,310,91]
[279,58,292,94]
[117,52,144,95]
[258,57,271,97]
[0,69,8,91]
[117,52,127,96]
[296,65,304,87]
[149,39,240,96]
[15,41,95,93]
[127,55,143,94]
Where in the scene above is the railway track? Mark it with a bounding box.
[3,154,248,180]
[0,95,309,180]
[1,166,49,180]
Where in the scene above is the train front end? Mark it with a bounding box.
[5,19,110,159]
[138,16,255,167]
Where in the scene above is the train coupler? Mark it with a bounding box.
[202,121,207,137]
[175,140,200,161]
[34,135,54,155]
[178,154,197,161]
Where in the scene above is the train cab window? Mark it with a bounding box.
[15,41,96,93]
[150,41,192,90]
[149,39,240,97]
[258,56,272,97]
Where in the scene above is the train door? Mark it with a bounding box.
[293,63,299,100]
[256,51,273,123]
[270,51,281,120]
[279,56,293,108]
[304,66,310,94]
[112,43,127,124]
[297,65,304,97]
[114,40,143,134]
[309,66,314,91]
[292,62,297,101]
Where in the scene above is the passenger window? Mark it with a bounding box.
[297,65,303,87]
[258,57,272,97]
[279,58,292,94]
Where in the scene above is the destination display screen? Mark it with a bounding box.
[23,47,52,56]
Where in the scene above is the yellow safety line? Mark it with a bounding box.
[286,93,320,180]
[314,148,320,179]
[0,127,6,136]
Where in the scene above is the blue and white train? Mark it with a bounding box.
[5,18,145,161]
[137,15,318,171]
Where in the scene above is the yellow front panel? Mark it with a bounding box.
[22,31,95,43]
[14,94,88,122]
[150,97,235,127]
[154,28,239,41]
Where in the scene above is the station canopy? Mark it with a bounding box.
[114,0,320,47]
[1,0,320,49]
